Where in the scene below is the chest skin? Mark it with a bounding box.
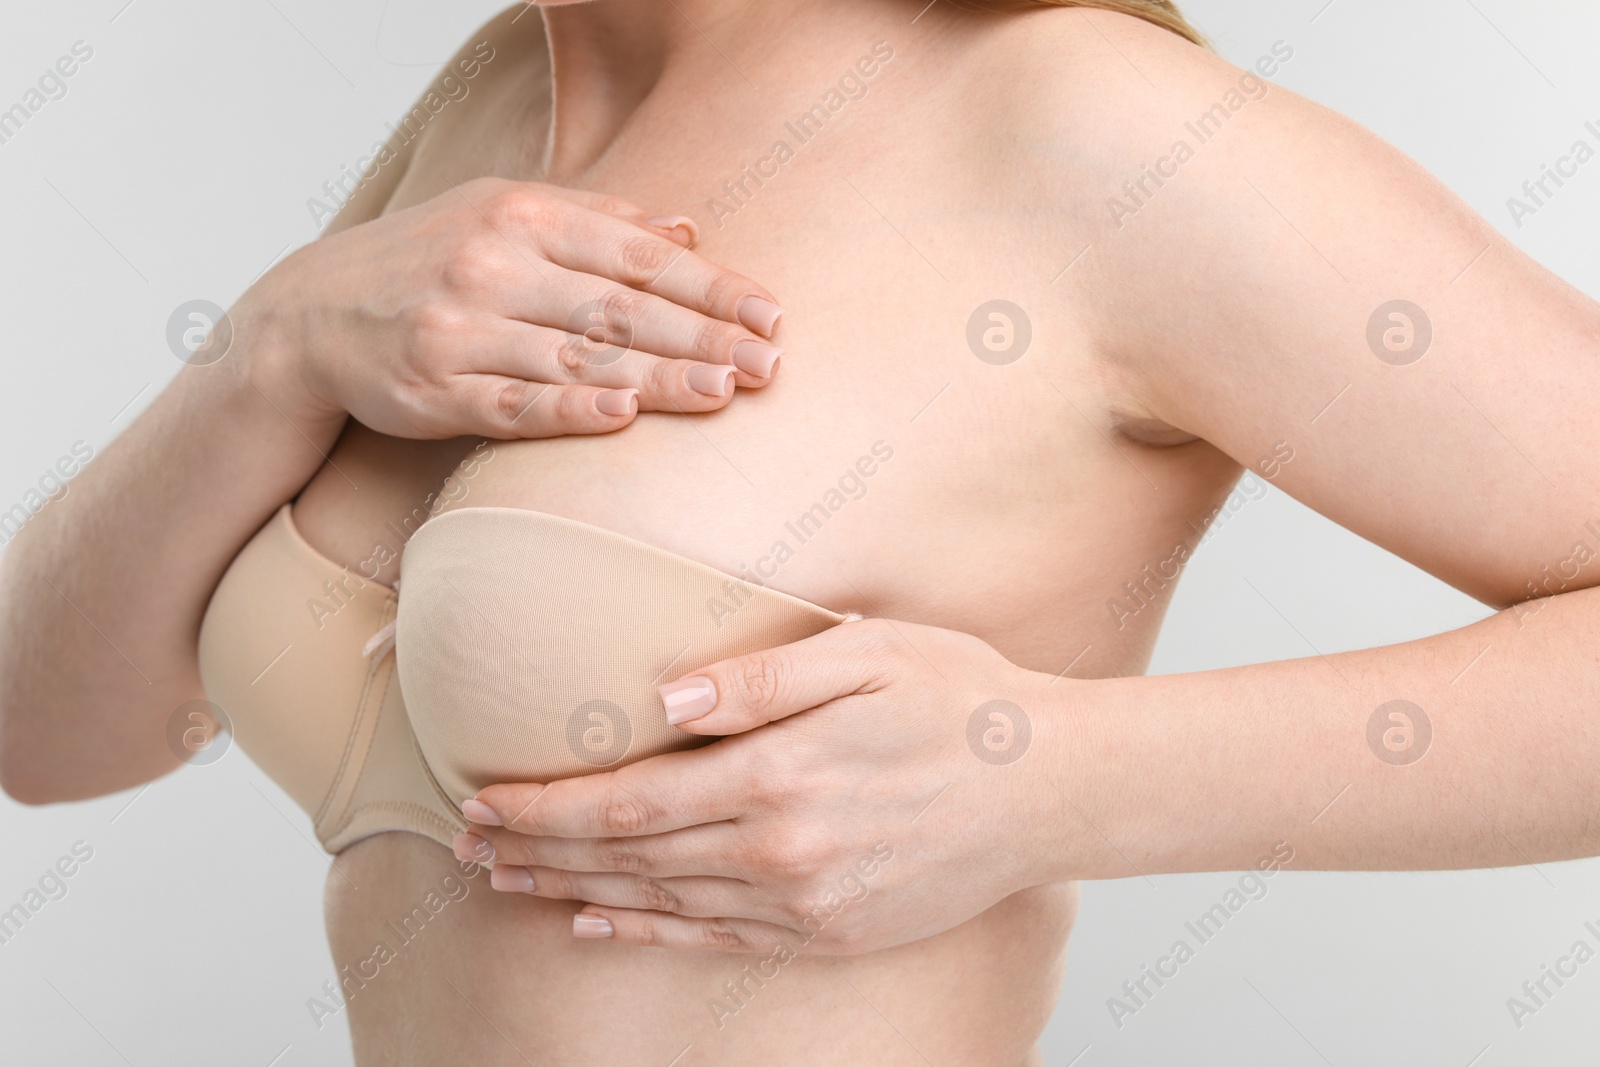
[293,9,1242,681]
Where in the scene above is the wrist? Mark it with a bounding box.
[1021,669,1143,884]
[231,276,345,436]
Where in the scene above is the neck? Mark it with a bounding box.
[534,0,754,178]
[534,0,894,180]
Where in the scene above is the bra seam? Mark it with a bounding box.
[313,594,397,831]
[277,503,398,601]
[408,715,467,825]
[313,598,462,848]
[322,800,463,851]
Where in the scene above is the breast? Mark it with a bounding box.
[199,504,845,854]
[395,507,846,808]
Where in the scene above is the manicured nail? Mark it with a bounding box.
[491,865,535,893]
[453,833,495,864]
[660,676,717,725]
[736,296,783,338]
[595,388,638,417]
[686,364,735,397]
[573,914,614,939]
[732,340,782,378]
[646,214,699,244]
[461,798,503,826]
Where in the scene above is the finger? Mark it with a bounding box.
[532,184,700,248]
[487,866,763,920]
[659,617,892,736]
[472,320,741,414]
[503,267,783,388]
[568,907,801,954]
[436,376,639,439]
[530,205,784,338]
[457,821,747,878]
[468,745,747,839]
[480,265,780,390]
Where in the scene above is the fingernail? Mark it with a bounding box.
[595,388,639,417]
[453,832,495,864]
[732,340,783,378]
[686,364,735,397]
[573,914,615,939]
[736,296,783,338]
[461,798,503,826]
[647,214,699,244]
[491,865,535,893]
[660,676,717,725]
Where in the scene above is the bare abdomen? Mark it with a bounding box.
[325,831,1075,1066]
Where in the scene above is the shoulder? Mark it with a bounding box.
[959,8,1422,263]
[954,7,1304,181]
[421,4,551,108]
[930,10,1315,426]
[920,8,1329,257]
[321,5,548,235]
[952,9,1465,415]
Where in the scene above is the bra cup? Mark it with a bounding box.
[198,505,395,828]
[396,508,845,807]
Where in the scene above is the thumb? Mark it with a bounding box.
[659,617,884,736]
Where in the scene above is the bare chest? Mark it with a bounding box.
[295,35,1237,674]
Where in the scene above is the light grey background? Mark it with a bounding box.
[0,1,1594,1064]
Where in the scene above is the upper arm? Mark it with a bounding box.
[1073,22,1600,609]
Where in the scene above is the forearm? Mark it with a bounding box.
[1051,586,1600,878]
[0,329,343,801]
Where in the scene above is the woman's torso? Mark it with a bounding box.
[288,6,1242,1063]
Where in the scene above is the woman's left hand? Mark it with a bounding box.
[455,619,1082,955]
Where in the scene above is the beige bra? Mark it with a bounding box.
[197,506,845,854]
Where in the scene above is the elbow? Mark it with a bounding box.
[0,693,50,803]
[0,751,142,807]
[0,638,187,805]
[0,711,97,806]
[1,711,176,806]
[0,763,66,807]
[0,736,74,806]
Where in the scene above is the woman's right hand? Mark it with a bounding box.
[237,177,786,439]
